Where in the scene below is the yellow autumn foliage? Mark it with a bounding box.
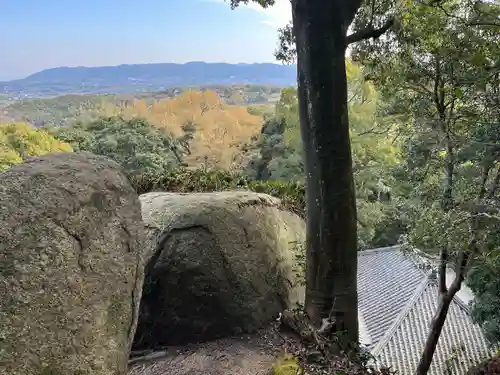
[0,122,73,172]
[104,90,263,169]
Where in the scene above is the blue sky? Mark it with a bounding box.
[0,0,291,80]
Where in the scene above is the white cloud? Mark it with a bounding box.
[245,0,292,29]
[206,0,292,29]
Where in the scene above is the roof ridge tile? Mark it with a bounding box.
[372,277,432,357]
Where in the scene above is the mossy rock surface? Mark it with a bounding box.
[134,191,305,349]
[0,152,147,375]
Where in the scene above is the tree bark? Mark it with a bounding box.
[292,0,359,347]
[416,243,472,375]
[415,293,455,375]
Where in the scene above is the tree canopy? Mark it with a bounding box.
[0,122,73,172]
[246,59,401,248]
[353,0,499,371]
[47,116,187,179]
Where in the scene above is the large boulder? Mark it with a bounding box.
[134,191,305,349]
[0,152,146,375]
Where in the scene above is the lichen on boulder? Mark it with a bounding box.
[133,190,305,349]
[0,152,146,375]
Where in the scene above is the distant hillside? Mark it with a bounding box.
[0,85,280,126]
[0,62,297,99]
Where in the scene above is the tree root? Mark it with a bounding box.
[278,309,394,375]
[279,309,340,358]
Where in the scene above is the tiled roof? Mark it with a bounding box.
[358,247,427,347]
[357,245,495,375]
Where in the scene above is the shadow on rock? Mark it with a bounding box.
[133,191,306,350]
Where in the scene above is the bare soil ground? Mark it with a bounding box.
[127,316,383,375]
[128,323,302,375]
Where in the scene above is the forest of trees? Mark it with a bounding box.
[115,90,264,169]
[0,0,498,373]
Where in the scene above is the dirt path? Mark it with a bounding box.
[128,324,302,375]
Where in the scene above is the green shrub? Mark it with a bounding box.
[131,166,305,218]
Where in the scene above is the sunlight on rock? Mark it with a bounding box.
[272,354,304,375]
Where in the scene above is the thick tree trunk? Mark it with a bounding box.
[292,0,359,347]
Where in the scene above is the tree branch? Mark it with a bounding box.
[487,167,500,200]
[417,0,500,28]
[356,123,394,136]
[346,17,395,45]
[478,164,491,201]
[438,247,448,296]
[344,0,365,27]
[449,230,477,296]
[474,212,500,222]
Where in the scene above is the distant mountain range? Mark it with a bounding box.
[0,62,297,99]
